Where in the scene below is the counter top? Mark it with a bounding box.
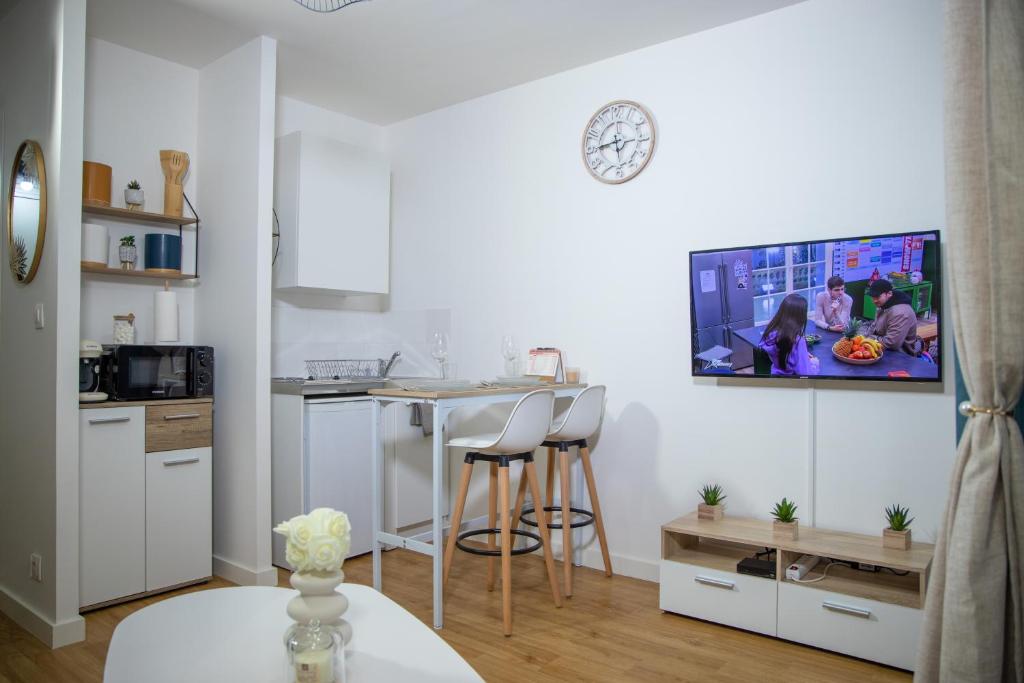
[271,379,387,396]
[369,383,586,400]
[80,397,214,409]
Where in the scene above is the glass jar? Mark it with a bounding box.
[286,619,344,683]
[112,313,135,345]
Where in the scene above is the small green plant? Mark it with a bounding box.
[771,498,798,523]
[120,235,136,247]
[699,484,726,506]
[884,504,914,532]
[127,179,141,190]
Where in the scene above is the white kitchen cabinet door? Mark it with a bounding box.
[80,407,146,607]
[274,131,390,295]
[146,447,212,591]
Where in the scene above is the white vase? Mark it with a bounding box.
[287,570,353,645]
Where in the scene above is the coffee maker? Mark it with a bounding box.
[79,339,108,402]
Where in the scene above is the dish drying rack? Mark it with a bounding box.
[305,352,400,380]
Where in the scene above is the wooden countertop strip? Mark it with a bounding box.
[80,397,214,409]
[369,383,586,399]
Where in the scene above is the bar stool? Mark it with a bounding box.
[512,385,611,597]
[442,389,563,636]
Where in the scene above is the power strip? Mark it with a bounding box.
[786,554,821,581]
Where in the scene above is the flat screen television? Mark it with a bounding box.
[689,230,941,382]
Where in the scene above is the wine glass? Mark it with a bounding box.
[501,335,519,376]
[430,332,449,377]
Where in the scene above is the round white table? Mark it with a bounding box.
[104,584,483,683]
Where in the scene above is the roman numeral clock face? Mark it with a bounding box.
[582,100,656,184]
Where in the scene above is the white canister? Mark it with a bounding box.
[81,222,108,267]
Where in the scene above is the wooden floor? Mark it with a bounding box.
[1,550,911,682]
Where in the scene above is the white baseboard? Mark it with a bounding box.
[404,515,659,583]
[213,555,279,587]
[0,586,85,648]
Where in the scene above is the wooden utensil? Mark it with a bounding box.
[159,150,189,216]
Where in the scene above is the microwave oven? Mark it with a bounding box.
[103,345,214,400]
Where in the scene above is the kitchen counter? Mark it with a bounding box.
[271,378,387,396]
[80,397,214,409]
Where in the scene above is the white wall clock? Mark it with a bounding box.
[581,100,656,184]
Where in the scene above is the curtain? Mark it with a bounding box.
[916,0,1024,680]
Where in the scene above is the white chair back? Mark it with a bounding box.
[488,389,555,454]
[549,385,606,441]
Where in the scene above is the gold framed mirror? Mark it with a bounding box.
[7,140,47,283]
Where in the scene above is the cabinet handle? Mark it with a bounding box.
[822,601,872,619]
[164,413,201,421]
[694,575,736,590]
[88,416,130,425]
[163,456,201,467]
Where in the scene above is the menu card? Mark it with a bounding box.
[526,348,563,382]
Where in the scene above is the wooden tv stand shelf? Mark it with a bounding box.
[660,513,933,671]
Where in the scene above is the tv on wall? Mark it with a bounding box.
[689,230,941,382]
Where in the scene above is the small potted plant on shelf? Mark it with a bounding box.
[883,504,914,550]
[124,179,144,210]
[697,484,726,521]
[771,497,799,540]
[119,235,137,270]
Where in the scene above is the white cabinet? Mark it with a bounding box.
[659,560,778,636]
[146,447,212,591]
[80,402,213,609]
[80,407,146,607]
[274,131,390,295]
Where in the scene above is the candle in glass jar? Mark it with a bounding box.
[294,648,333,683]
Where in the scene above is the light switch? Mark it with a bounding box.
[34,303,44,329]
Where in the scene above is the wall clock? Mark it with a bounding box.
[581,100,656,184]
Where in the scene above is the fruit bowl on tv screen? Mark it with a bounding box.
[832,341,883,365]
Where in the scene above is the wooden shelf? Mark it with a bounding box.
[782,562,924,609]
[81,262,197,280]
[82,201,197,226]
[663,536,766,574]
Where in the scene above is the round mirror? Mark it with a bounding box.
[7,140,47,283]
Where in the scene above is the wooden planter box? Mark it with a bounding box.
[773,520,799,540]
[883,528,912,550]
[697,503,724,521]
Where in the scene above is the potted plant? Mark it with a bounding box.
[883,504,914,550]
[119,235,137,270]
[124,179,144,210]
[697,484,726,521]
[771,497,799,540]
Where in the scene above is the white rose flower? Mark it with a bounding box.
[286,543,311,572]
[288,515,314,549]
[308,534,344,572]
[327,511,351,541]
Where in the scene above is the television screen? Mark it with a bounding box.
[689,230,941,382]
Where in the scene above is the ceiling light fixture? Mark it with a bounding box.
[292,0,370,12]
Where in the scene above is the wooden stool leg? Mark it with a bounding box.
[498,466,513,636]
[544,447,555,524]
[525,461,562,607]
[580,446,612,577]
[559,447,573,597]
[487,462,498,591]
[444,462,474,591]
[510,467,529,550]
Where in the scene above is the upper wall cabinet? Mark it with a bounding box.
[274,132,390,295]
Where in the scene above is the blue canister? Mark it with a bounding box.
[144,233,182,272]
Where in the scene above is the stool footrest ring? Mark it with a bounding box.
[519,505,595,530]
[454,528,542,556]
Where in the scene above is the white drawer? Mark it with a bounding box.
[777,582,922,670]
[659,560,777,636]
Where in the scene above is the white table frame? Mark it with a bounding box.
[370,385,587,629]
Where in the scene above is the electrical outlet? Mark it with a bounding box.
[29,553,42,582]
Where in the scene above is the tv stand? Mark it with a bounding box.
[660,513,933,671]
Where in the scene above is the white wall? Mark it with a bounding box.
[196,36,278,586]
[382,0,953,579]
[82,38,198,345]
[0,0,87,647]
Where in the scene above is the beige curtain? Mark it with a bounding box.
[916,0,1024,680]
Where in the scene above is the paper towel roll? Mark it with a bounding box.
[154,289,179,343]
[81,223,108,266]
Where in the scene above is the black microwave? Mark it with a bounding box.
[103,345,214,400]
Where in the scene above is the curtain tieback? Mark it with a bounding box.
[959,401,1015,418]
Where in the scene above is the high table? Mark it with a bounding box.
[104,585,483,682]
[368,383,587,629]
[732,321,939,379]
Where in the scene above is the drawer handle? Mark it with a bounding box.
[164,413,201,421]
[88,416,130,425]
[822,601,872,619]
[163,456,201,467]
[694,575,736,590]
